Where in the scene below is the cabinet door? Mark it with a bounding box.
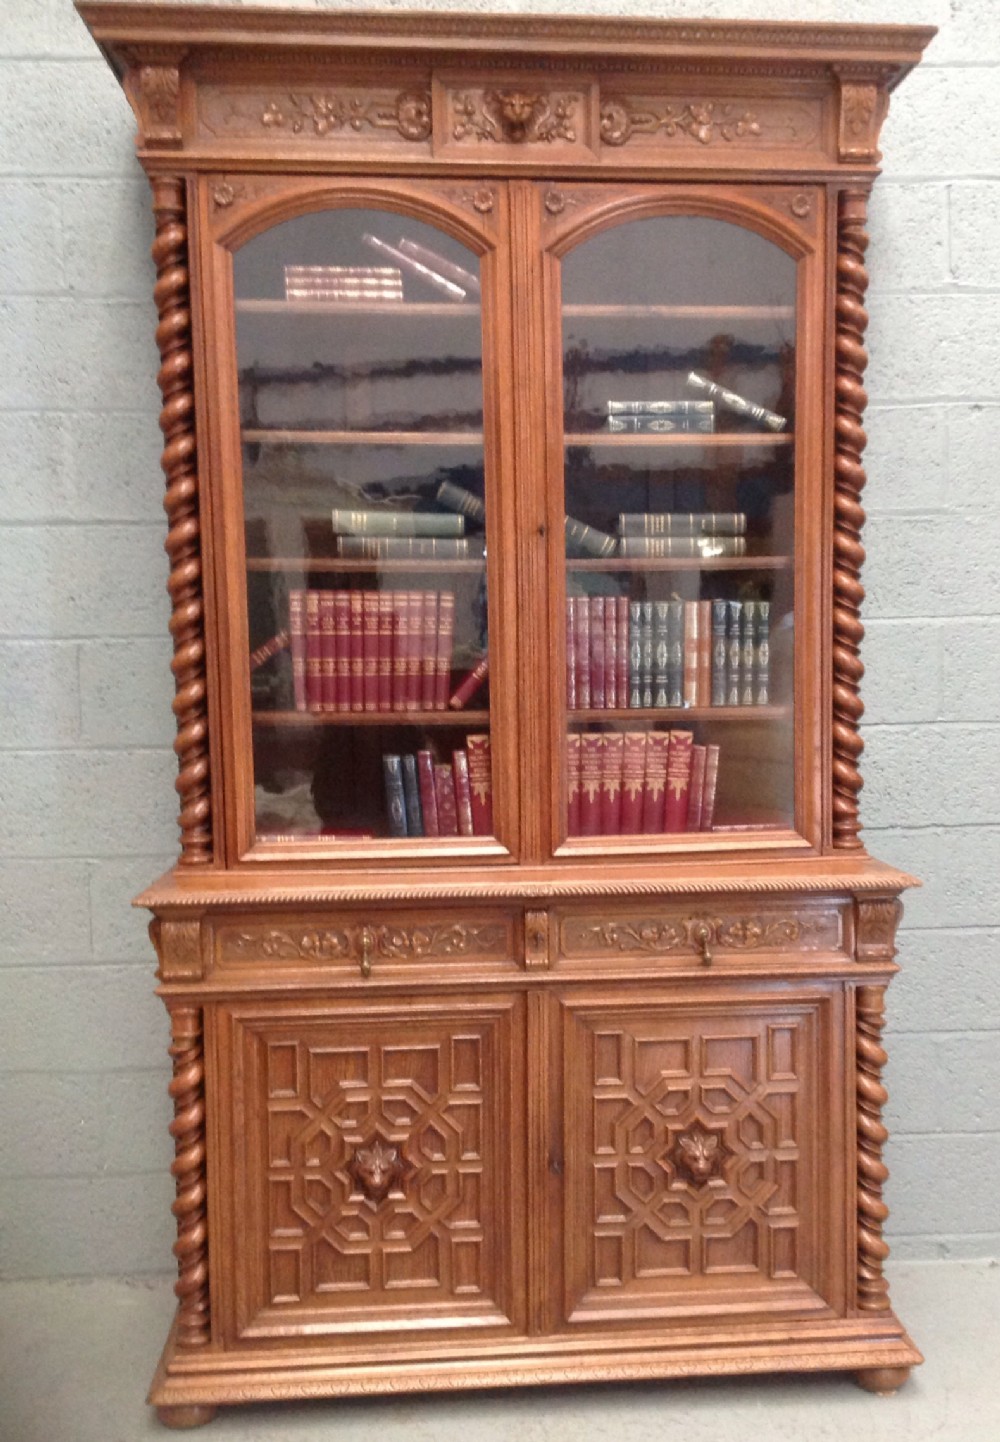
[558,984,846,1328]
[538,185,825,854]
[214,992,526,1343]
[204,179,518,862]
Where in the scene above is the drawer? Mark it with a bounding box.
[550,899,848,972]
[211,908,518,980]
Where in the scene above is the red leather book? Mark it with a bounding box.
[288,589,307,712]
[466,733,493,835]
[433,762,460,836]
[566,596,577,711]
[249,629,289,671]
[333,590,351,711]
[590,596,606,710]
[682,601,699,709]
[377,591,393,711]
[599,731,624,835]
[604,595,618,710]
[700,743,721,831]
[421,590,439,711]
[391,592,408,711]
[576,596,591,710]
[320,591,336,712]
[416,749,440,836]
[686,743,708,831]
[305,589,323,712]
[664,729,694,832]
[348,590,364,712]
[615,596,629,714]
[452,748,475,836]
[362,592,379,712]
[566,731,582,836]
[697,599,712,707]
[405,589,423,711]
[578,732,603,836]
[436,591,455,709]
[620,730,648,834]
[448,655,488,709]
[641,730,669,833]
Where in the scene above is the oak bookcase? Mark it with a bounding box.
[76,5,934,1428]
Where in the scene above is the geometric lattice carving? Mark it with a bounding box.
[265,1028,491,1308]
[579,1013,814,1303]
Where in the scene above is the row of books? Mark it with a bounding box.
[384,736,493,837]
[568,730,720,836]
[601,376,787,435]
[329,485,485,560]
[289,588,456,713]
[567,597,771,711]
[284,235,481,305]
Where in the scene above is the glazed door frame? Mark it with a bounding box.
[193,174,522,868]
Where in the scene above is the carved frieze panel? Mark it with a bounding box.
[198,84,433,148]
[563,1001,831,1316]
[217,916,513,968]
[226,1001,521,1335]
[557,906,843,963]
[598,93,822,152]
[436,76,598,158]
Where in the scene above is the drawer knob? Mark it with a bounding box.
[691,921,713,967]
[359,926,374,979]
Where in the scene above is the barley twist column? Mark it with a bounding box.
[856,984,891,1311]
[167,1006,210,1347]
[151,175,211,864]
[832,187,870,849]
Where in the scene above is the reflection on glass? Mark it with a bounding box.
[236,208,494,844]
[560,216,796,839]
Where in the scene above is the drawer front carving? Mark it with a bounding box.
[555,904,844,967]
[220,995,525,1341]
[214,911,516,975]
[561,987,844,1323]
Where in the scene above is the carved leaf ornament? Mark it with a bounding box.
[260,91,431,142]
[601,98,762,147]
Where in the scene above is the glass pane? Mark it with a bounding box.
[560,215,795,840]
[235,207,494,844]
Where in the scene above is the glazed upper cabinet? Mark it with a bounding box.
[76,4,933,1429]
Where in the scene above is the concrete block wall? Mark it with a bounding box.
[0,0,996,1281]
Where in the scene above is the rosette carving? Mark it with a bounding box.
[833,189,870,850]
[167,1007,210,1347]
[151,177,211,865]
[856,985,891,1311]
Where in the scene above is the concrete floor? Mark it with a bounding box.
[1,1262,997,1442]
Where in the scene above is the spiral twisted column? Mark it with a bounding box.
[167,1006,210,1347]
[151,176,211,865]
[856,984,891,1312]
[832,188,870,849]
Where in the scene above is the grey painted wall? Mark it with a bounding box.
[0,0,997,1281]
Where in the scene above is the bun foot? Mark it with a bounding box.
[854,1366,911,1396]
[156,1404,217,1429]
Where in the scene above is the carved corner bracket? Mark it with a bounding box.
[834,67,892,163]
[856,897,903,965]
[123,47,187,149]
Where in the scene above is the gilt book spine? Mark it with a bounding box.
[434,763,460,836]
[740,600,756,706]
[628,602,642,709]
[383,754,407,838]
[590,596,606,710]
[617,511,746,537]
[663,730,694,832]
[401,753,424,837]
[640,601,654,708]
[333,590,351,711]
[687,744,708,832]
[667,600,684,709]
[362,592,379,712]
[577,597,592,710]
[620,731,648,834]
[416,749,440,836]
[711,600,728,707]
[683,602,700,708]
[320,591,336,712]
[566,732,582,837]
[641,730,670,833]
[331,508,465,537]
[604,597,619,710]
[726,600,742,707]
[337,535,473,560]
[652,601,670,708]
[289,589,307,712]
[578,733,603,836]
[405,590,423,711]
[565,514,617,558]
[391,592,408,711]
[448,655,489,710]
[452,749,475,837]
[701,743,721,832]
[466,733,493,835]
[436,591,456,710]
[306,589,323,713]
[599,732,625,835]
[421,590,439,711]
[615,596,630,712]
[697,599,712,707]
[377,592,394,711]
[618,536,747,558]
[249,629,289,671]
[566,597,578,710]
[349,591,364,712]
[436,480,486,525]
[754,600,771,705]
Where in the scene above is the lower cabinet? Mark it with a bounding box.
[213,992,527,1343]
[557,984,847,1329]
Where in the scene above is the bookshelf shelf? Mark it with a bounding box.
[242,428,484,446]
[568,705,791,722]
[79,2,930,1422]
[565,431,793,448]
[253,709,490,727]
[566,554,792,573]
[245,556,485,573]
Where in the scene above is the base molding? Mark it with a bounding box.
[149,1313,923,1412]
